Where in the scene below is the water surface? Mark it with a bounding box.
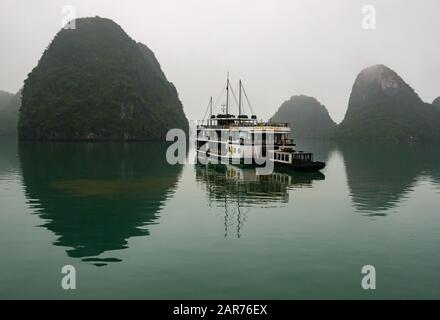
[0,137,439,299]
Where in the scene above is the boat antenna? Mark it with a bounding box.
[226,72,229,116]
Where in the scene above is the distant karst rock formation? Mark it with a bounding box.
[270,95,336,139]
[335,64,440,141]
[19,17,188,140]
[0,90,13,107]
[433,97,440,110]
[0,90,21,136]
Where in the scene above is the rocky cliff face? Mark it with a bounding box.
[19,17,188,140]
[270,95,336,139]
[335,64,440,141]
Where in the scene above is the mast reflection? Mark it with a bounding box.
[196,164,324,237]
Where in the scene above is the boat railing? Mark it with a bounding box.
[292,152,313,162]
[196,121,289,129]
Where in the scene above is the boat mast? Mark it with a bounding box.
[239,79,242,118]
[226,72,229,115]
[209,96,213,118]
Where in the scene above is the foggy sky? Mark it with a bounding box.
[1,0,439,123]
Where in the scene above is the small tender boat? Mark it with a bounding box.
[196,74,326,173]
[269,145,326,172]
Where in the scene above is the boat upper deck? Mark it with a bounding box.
[198,75,290,132]
[197,118,290,131]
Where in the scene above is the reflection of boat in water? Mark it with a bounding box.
[197,164,324,205]
[195,163,324,237]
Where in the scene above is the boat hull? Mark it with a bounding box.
[273,160,326,172]
[196,151,325,172]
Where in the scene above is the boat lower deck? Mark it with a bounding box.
[196,149,326,172]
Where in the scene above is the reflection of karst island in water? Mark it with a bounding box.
[19,142,183,266]
[338,143,440,216]
[195,164,325,237]
[13,137,440,266]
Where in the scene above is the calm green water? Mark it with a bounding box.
[1,136,440,299]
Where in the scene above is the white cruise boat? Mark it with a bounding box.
[195,75,325,172]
